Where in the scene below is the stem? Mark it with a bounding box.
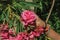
[45,0,55,24]
[43,0,55,40]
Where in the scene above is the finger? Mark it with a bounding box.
[35,14,45,27]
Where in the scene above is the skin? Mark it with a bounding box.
[35,14,60,40]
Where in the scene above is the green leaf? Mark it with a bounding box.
[16,21,21,34]
[8,20,13,28]
[19,1,40,8]
[0,11,5,21]
[0,4,2,7]
[39,1,43,11]
[56,22,60,30]
[16,24,20,34]
[13,1,43,10]
[5,9,10,22]
[0,14,4,20]
[15,19,24,34]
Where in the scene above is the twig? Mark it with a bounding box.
[42,0,55,40]
[45,0,55,27]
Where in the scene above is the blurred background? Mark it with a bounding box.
[0,0,60,40]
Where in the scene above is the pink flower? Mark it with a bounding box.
[2,39,9,40]
[34,26,44,35]
[0,24,9,39]
[1,32,8,39]
[29,31,40,37]
[16,32,29,40]
[16,34,23,40]
[37,27,44,34]
[21,10,36,26]
[9,36,16,40]
[1,24,8,31]
[9,29,15,35]
[29,32,34,39]
[3,24,8,30]
[34,31,40,37]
